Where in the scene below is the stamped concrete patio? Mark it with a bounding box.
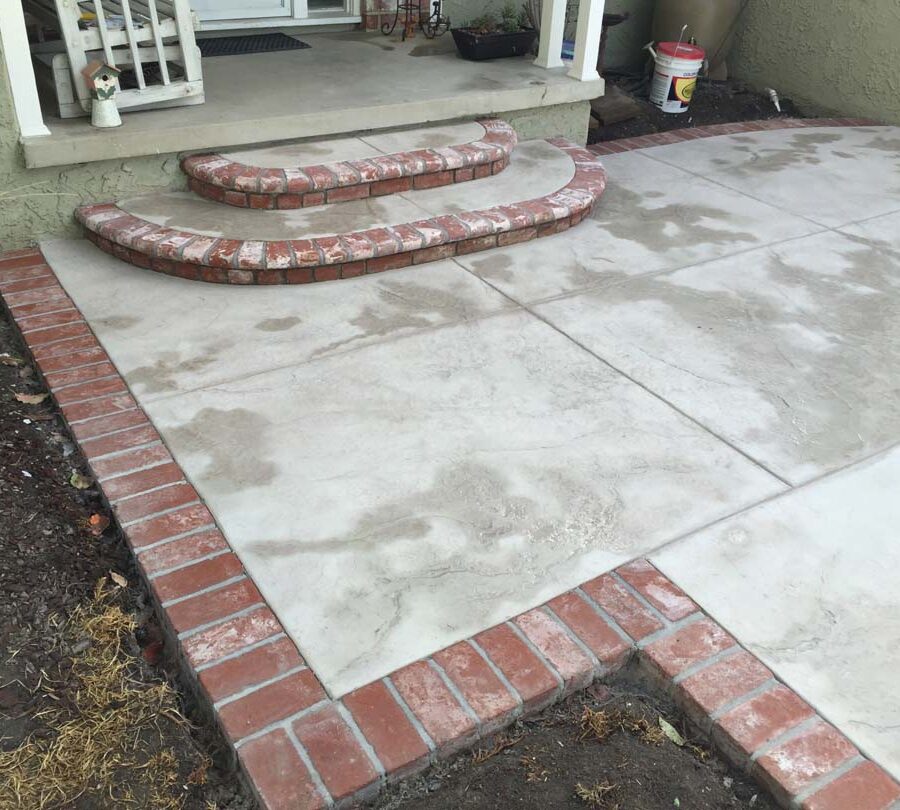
[39,123,900,790]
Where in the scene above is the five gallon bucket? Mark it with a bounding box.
[647,41,705,113]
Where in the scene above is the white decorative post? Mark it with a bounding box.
[0,2,51,137]
[533,0,566,70]
[568,0,606,82]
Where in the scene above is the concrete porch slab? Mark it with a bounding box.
[23,32,601,169]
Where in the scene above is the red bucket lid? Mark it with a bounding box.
[657,41,705,60]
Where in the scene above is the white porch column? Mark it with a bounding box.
[0,1,51,137]
[567,0,606,82]
[533,0,566,70]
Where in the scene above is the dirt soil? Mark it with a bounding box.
[590,74,806,144]
[0,302,250,809]
[372,680,777,810]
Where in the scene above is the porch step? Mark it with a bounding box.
[75,139,607,285]
[181,119,517,210]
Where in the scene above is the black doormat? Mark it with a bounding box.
[198,33,311,58]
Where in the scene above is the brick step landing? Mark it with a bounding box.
[75,139,606,285]
[182,119,517,210]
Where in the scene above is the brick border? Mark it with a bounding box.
[181,118,518,209]
[588,116,883,156]
[75,138,603,285]
[6,118,899,807]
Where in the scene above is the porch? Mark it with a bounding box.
[10,24,604,169]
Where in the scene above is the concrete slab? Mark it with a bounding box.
[40,240,515,402]
[535,227,900,484]
[119,140,573,240]
[455,150,821,304]
[641,127,900,228]
[139,309,780,696]
[652,446,900,780]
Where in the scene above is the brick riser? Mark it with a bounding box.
[75,139,606,285]
[4,238,899,810]
[180,118,517,210]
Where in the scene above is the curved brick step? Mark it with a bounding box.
[181,119,517,210]
[76,139,606,285]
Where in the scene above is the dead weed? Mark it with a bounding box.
[574,780,620,809]
[579,706,667,746]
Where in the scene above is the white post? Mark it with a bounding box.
[567,0,606,82]
[0,2,51,137]
[533,0,566,70]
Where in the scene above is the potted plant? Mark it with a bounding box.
[452,3,537,61]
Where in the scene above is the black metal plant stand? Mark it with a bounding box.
[381,0,449,40]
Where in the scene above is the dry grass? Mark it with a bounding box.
[574,780,619,809]
[472,732,524,764]
[579,706,667,746]
[0,578,204,810]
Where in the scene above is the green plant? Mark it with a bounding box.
[500,1,519,32]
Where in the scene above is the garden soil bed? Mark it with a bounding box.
[371,679,777,810]
[590,74,806,144]
[0,301,250,809]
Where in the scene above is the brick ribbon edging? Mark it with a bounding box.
[181,118,518,209]
[74,138,606,286]
[588,116,884,155]
[3,246,899,810]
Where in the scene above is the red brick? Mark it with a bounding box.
[275,193,304,209]
[497,227,537,247]
[434,642,518,728]
[802,761,900,810]
[326,184,370,203]
[302,192,325,207]
[24,321,90,347]
[293,706,380,800]
[8,289,70,317]
[182,606,282,667]
[754,722,858,804]
[0,275,55,294]
[35,346,107,374]
[19,308,82,333]
[456,235,497,255]
[391,660,476,749]
[90,444,170,481]
[454,167,475,182]
[53,375,127,406]
[238,730,325,810]
[31,334,98,361]
[102,461,184,502]
[152,552,243,602]
[126,502,216,549]
[62,392,137,424]
[412,244,457,264]
[475,624,558,711]
[219,669,326,742]
[0,249,43,271]
[44,360,117,389]
[343,680,431,776]
[166,577,263,634]
[114,481,198,524]
[642,618,735,679]
[200,637,305,703]
[714,685,815,761]
[69,408,148,441]
[547,592,630,668]
[514,609,594,691]
[341,261,367,278]
[413,171,454,190]
[473,163,491,179]
[137,529,227,576]
[616,560,698,620]
[371,177,413,196]
[285,268,315,284]
[313,265,340,282]
[676,650,773,723]
[366,253,412,274]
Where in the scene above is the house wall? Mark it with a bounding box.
[595,0,900,124]
[0,45,184,251]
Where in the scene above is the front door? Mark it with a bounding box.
[192,0,294,21]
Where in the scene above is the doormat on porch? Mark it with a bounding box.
[197,33,310,58]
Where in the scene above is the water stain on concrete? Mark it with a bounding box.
[95,314,139,330]
[324,32,395,51]
[127,350,216,394]
[256,316,302,332]
[469,253,515,285]
[167,407,277,494]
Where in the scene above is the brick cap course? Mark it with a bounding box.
[181,118,518,208]
[74,138,606,285]
[2,240,897,810]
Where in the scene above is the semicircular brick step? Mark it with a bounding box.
[181,119,518,210]
[75,139,606,285]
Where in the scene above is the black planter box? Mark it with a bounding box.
[451,28,538,61]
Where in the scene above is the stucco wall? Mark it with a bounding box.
[730,0,900,124]
[0,47,184,251]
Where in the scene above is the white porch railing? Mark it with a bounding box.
[534,0,606,82]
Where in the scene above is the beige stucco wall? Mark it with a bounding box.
[730,0,900,124]
[0,46,184,251]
